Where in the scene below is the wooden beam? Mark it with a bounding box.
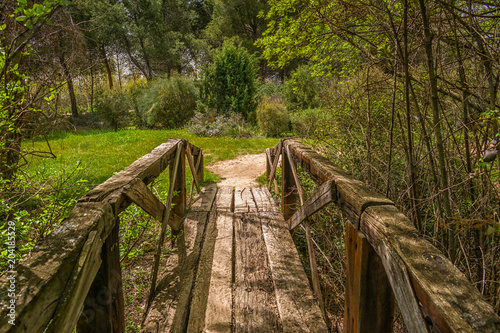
[186,143,201,193]
[281,143,297,221]
[288,180,335,230]
[268,141,282,189]
[171,143,186,232]
[344,222,394,333]
[361,205,500,332]
[284,144,325,321]
[146,142,182,311]
[124,178,164,221]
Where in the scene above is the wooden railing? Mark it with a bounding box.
[0,139,203,333]
[266,139,500,333]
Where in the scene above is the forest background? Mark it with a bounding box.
[1,0,499,330]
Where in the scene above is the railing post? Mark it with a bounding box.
[193,149,204,183]
[77,217,125,333]
[344,222,394,333]
[281,143,297,221]
[171,143,186,235]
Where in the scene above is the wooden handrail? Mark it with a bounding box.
[266,139,500,332]
[0,139,203,333]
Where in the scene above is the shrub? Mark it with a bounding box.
[139,75,198,128]
[200,43,258,121]
[94,87,133,131]
[284,65,321,112]
[290,108,333,140]
[186,111,255,138]
[256,97,290,137]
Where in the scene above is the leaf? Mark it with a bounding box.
[15,15,27,22]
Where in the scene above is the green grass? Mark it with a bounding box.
[26,129,279,187]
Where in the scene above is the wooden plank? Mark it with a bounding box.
[361,205,500,332]
[171,143,186,232]
[190,184,217,212]
[0,202,114,333]
[281,144,297,221]
[124,178,165,221]
[251,187,279,213]
[288,180,335,230]
[344,222,394,333]
[284,139,393,227]
[147,142,182,310]
[234,187,258,213]
[141,210,211,332]
[80,139,180,204]
[234,212,281,332]
[188,188,233,332]
[77,219,125,333]
[186,143,201,193]
[268,141,282,188]
[260,212,328,333]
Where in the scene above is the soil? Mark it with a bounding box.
[206,153,267,187]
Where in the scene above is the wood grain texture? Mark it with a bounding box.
[188,188,234,333]
[344,222,394,333]
[124,178,165,221]
[361,205,500,332]
[190,183,217,212]
[260,211,328,332]
[234,212,281,332]
[288,180,335,230]
[234,187,258,213]
[141,210,209,333]
[0,202,114,333]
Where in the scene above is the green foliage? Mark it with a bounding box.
[284,65,321,112]
[138,75,198,128]
[290,108,332,140]
[94,87,133,131]
[200,43,258,120]
[256,97,290,137]
[185,111,255,138]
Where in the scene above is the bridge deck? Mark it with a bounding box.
[141,185,328,332]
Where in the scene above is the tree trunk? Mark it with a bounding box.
[60,54,78,117]
[99,45,113,90]
[418,0,455,260]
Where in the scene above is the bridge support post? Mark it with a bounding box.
[344,222,394,333]
[77,217,125,333]
[281,145,297,221]
[171,143,186,236]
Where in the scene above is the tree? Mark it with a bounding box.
[200,43,257,120]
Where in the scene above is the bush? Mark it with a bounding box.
[94,87,133,131]
[138,75,198,128]
[186,111,255,138]
[284,65,321,112]
[256,97,290,137]
[290,108,332,140]
[200,43,258,121]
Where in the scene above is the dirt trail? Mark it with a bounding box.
[206,153,266,187]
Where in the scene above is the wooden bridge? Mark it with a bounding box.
[1,139,500,332]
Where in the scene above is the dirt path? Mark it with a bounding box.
[206,153,266,187]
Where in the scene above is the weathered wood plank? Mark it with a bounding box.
[284,139,393,227]
[251,187,279,213]
[288,180,335,230]
[77,219,125,333]
[171,143,186,232]
[234,212,281,332]
[186,143,201,193]
[268,141,282,188]
[141,210,210,333]
[361,205,500,332]
[124,178,165,221]
[234,187,258,213]
[281,144,298,221]
[80,139,181,204]
[188,188,233,332]
[190,184,217,212]
[344,222,394,333]
[260,212,328,333]
[0,202,114,333]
